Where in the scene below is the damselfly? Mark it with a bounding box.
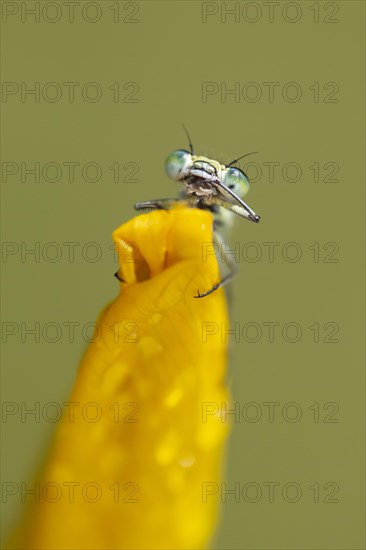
[134,127,260,298]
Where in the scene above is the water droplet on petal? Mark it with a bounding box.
[147,312,162,325]
[179,456,195,468]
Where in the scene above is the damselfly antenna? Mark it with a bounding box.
[182,124,194,155]
[226,151,258,167]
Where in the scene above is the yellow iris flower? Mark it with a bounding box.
[8,207,230,549]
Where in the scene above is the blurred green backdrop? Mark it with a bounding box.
[1,1,365,548]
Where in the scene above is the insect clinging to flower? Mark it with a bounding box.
[133,126,261,298]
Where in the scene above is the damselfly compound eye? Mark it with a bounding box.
[223,167,250,196]
[165,149,191,181]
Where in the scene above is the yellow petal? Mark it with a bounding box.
[9,208,230,550]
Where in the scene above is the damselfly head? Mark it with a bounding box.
[163,127,260,223]
[165,150,250,199]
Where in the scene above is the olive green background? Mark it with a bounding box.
[1,1,365,548]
